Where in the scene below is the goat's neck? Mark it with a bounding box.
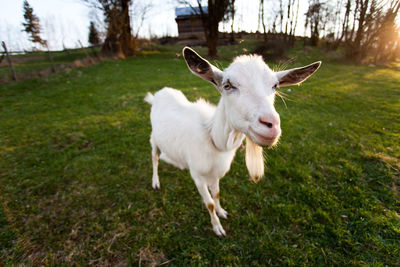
[208,99,245,151]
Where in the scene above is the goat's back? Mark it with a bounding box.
[150,87,215,127]
[149,87,219,172]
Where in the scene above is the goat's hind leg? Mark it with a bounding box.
[150,135,160,190]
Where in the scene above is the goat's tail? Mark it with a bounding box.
[245,137,265,183]
[144,92,154,105]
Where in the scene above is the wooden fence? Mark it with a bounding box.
[0,42,101,83]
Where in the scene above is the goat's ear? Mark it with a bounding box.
[276,61,321,86]
[183,47,223,88]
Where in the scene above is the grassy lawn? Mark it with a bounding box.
[0,41,399,265]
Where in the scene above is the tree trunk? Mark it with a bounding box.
[195,0,231,57]
[279,0,284,33]
[310,20,319,46]
[349,0,360,42]
[101,0,135,57]
[290,0,300,45]
[46,45,56,73]
[339,0,351,45]
[120,0,135,56]
[230,0,235,43]
[207,22,219,58]
[260,0,267,41]
[2,41,17,81]
[285,0,291,41]
[353,0,370,60]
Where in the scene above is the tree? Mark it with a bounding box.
[346,0,400,63]
[227,0,236,43]
[22,0,56,72]
[279,0,284,33]
[284,0,291,36]
[305,0,332,46]
[352,0,370,56]
[203,0,232,57]
[22,0,46,46]
[289,0,300,44]
[307,0,399,63]
[130,0,153,38]
[84,0,135,57]
[88,21,100,46]
[258,0,267,40]
[180,0,233,57]
[337,0,352,45]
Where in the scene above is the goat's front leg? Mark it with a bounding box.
[209,179,228,219]
[192,174,226,236]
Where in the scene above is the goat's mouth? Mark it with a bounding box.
[248,127,280,147]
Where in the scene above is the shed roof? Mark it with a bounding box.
[175,6,208,19]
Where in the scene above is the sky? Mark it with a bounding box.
[1,0,181,51]
[4,0,396,52]
[1,0,89,51]
[1,0,307,51]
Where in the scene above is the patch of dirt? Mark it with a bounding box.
[136,245,169,267]
[52,132,93,151]
[369,152,400,175]
[1,56,102,84]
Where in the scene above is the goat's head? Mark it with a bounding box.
[183,47,321,148]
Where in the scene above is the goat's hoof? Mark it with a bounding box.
[213,224,226,237]
[152,182,160,190]
[217,208,228,219]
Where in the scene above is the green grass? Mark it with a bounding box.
[0,41,399,265]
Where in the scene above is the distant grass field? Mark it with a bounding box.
[0,41,399,265]
[0,48,97,82]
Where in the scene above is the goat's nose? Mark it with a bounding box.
[259,115,280,129]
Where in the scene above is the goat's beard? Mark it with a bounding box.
[258,137,280,148]
[245,137,265,183]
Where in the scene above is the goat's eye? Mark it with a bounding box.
[223,80,237,91]
[272,83,279,90]
[224,80,235,91]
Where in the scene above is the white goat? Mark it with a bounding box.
[144,47,321,236]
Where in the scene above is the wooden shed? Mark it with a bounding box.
[175,7,208,40]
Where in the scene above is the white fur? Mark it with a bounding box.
[145,48,320,236]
